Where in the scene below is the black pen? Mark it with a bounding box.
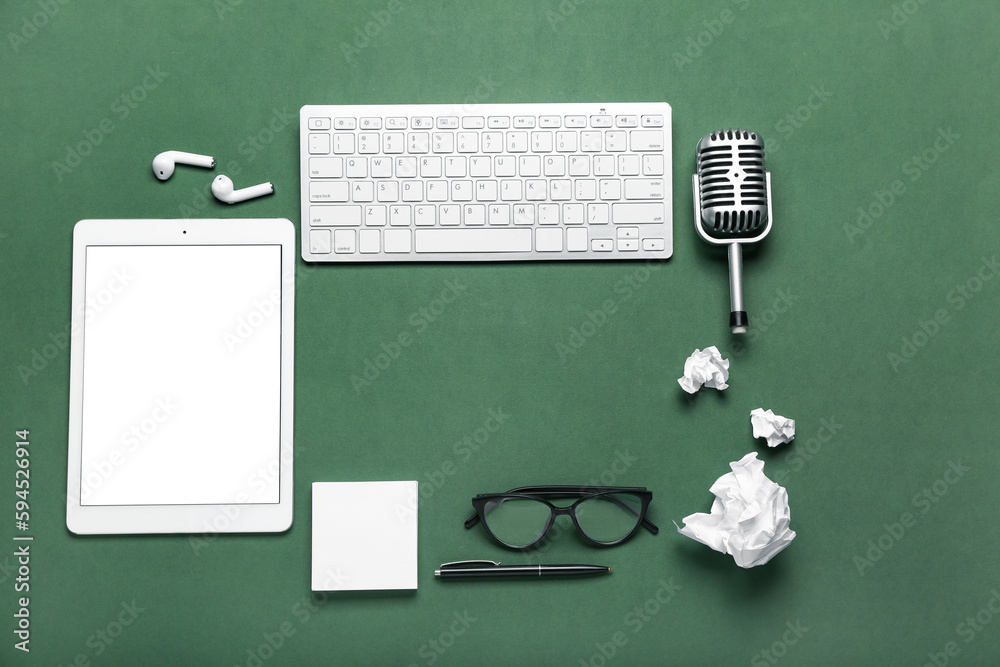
[434,560,612,578]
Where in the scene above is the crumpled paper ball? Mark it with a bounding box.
[675,452,796,568]
[677,346,730,394]
[750,408,796,448]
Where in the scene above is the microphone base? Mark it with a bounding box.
[730,310,748,334]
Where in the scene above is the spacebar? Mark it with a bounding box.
[415,229,532,253]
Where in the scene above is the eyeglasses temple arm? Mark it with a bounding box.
[464,513,480,529]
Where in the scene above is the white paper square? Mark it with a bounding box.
[311,481,418,591]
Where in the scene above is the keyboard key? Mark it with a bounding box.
[440,204,461,226]
[568,155,590,176]
[617,239,638,251]
[309,157,343,178]
[564,115,587,127]
[370,157,392,177]
[543,155,566,177]
[575,180,597,200]
[488,116,510,129]
[457,132,479,153]
[624,178,665,200]
[385,117,407,129]
[594,155,615,176]
[580,131,602,152]
[345,158,367,178]
[310,229,331,253]
[519,155,542,177]
[592,239,614,251]
[513,116,535,128]
[415,228,531,253]
[310,205,361,226]
[617,226,639,239]
[411,116,433,128]
[359,117,382,129]
[475,180,498,201]
[436,116,459,129]
[482,132,503,153]
[384,229,412,253]
[383,132,405,154]
[414,204,435,226]
[642,237,665,251]
[395,156,417,177]
[464,204,486,226]
[452,180,473,201]
[308,117,331,130]
[605,131,627,152]
[359,229,380,253]
[564,203,584,225]
[616,115,639,127]
[488,204,510,226]
[309,133,330,154]
[513,204,534,225]
[618,154,640,176]
[536,228,562,251]
[556,131,578,152]
[539,115,561,128]
[469,156,491,177]
[426,180,448,201]
[358,133,380,154]
[462,116,485,129]
[531,131,553,152]
[352,181,374,202]
[612,203,665,224]
[310,182,349,202]
[550,179,572,200]
[506,131,528,153]
[334,229,356,253]
[494,156,516,177]
[599,179,621,200]
[401,181,423,202]
[525,179,546,200]
[420,156,442,177]
[389,205,411,226]
[642,154,664,176]
[365,205,387,226]
[538,203,559,224]
[590,115,613,127]
[588,203,609,225]
[629,130,665,151]
[432,132,454,153]
[641,114,664,127]
[408,132,430,153]
[333,134,355,154]
[567,227,588,251]
[444,156,466,177]
[334,117,356,130]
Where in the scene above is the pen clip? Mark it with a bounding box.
[439,560,500,570]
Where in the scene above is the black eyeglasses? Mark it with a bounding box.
[464,485,659,549]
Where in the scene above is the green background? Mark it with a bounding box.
[2,1,999,665]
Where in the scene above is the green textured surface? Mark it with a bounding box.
[2,1,999,665]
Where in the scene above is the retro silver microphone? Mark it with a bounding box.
[692,129,773,334]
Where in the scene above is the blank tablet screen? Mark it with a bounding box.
[79,244,282,506]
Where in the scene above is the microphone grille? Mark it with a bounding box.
[696,129,768,236]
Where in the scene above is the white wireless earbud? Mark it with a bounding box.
[211,174,274,204]
[152,151,216,180]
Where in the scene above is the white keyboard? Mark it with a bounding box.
[299,103,672,262]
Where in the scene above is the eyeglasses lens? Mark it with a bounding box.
[482,497,551,547]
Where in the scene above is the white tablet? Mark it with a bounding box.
[66,219,295,534]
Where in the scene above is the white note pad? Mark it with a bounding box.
[312,481,418,591]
